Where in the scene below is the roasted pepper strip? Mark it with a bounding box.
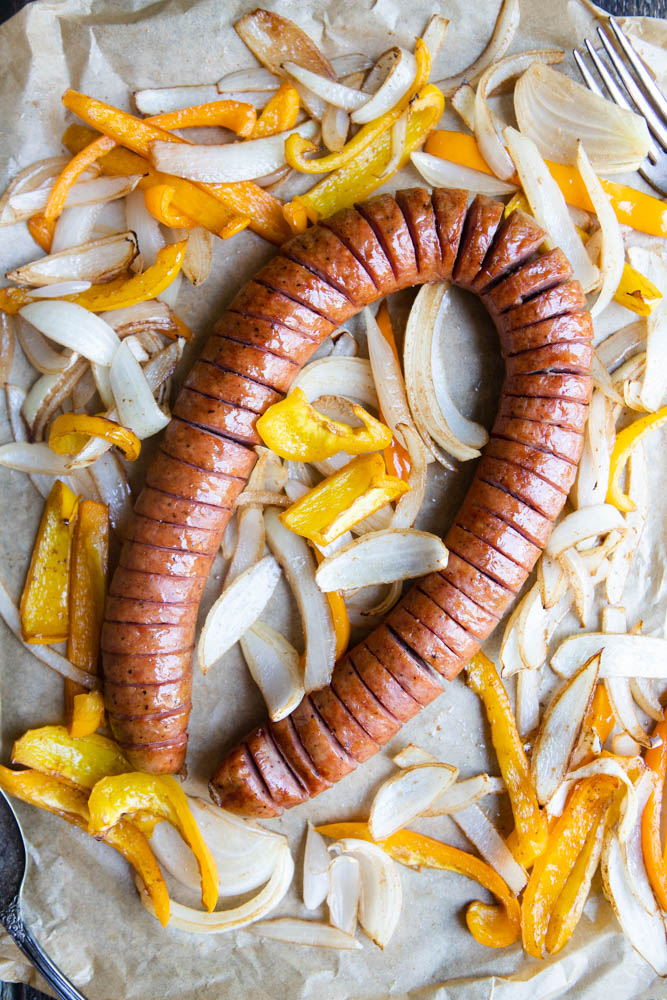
[68,691,106,738]
[607,406,667,513]
[257,387,392,461]
[641,713,667,909]
[280,452,409,545]
[467,652,548,867]
[149,100,256,136]
[66,241,187,312]
[424,130,667,238]
[376,302,411,480]
[49,414,141,461]
[614,261,663,316]
[144,184,197,228]
[291,85,445,224]
[19,480,79,644]
[0,765,170,927]
[12,725,129,788]
[252,82,300,138]
[316,822,521,948]
[286,39,431,174]
[312,549,350,659]
[544,809,607,955]
[588,682,615,749]
[521,775,618,957]
[88,772,218,913]
[65,499,109,720]
[61,90,289,244]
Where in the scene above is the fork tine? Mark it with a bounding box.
[597,26,667,149]
[583,39,633,111]
[573,48,604,95]
[609,18,667,122]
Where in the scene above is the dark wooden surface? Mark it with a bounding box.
[0,0,664,996]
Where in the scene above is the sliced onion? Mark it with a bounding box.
[330,54,373,77]
[453,804,527,894]
[558,548,595,628]
[351,47,416,125]
[330,331,357,357]
[29,281,93,299]
[516,668,541,737]
[619,771,658,914]
[364,306,411,433]
[451,83,476,131]
[320,104,348,153]
[606,676,651,748]
[343,581,401,627]
[182,226,213,286]
[5,384,55,497]
[499,602,524,677]
[224,506,264,586]
[390,423,428,530]
[142,340,184,394]
[51,203,103,254]
[240,621,304,722]
[20,301,120,366]
[368,763,458,841]
[576,142,625,317]
[546,505,626,557]
[411,151,518,197]
[537,553,568,609]
[88,451,132,533]
[612,733,643,757]
[21,355,88,440]
[596,321,647,373]
[515,61,651,174]
[591,350,625,406]
[572,390,614,508]
[434,0,520,95]
[517,583,549,669]
[330,839,402,949]
[627,247,667,413]
[8,232,138,287]
[100,301,181,338]
[222,516,238,561]
[315,529,448,593]
[291,357,377,410]
[504,126,599,292]
[134,84,220,115]
[0,442,77,476]
[327,855,360,936]
[125,188,165,269]
[391,744,437,766]
[283,62,365,111]
[0,313,14,388]
[6,174,143,222]
[630,678,663,722]
[303,821,331,910]
[236,490,289,508]
[0,576,98,689]
[16,319,72,375]
[216,67,281,92]
[198,555,281,674]
[110,339,171,438]
[531,653,599,804]
[552,634,667,680]
[380,109,409,182]
[248,917,361,950]
[422,14,450,60]
[423,774,506,816]
[606,444,648,606]
[0,155,70,224]
[264,507,336,693]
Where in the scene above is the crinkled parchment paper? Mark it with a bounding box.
[1,1,667,997]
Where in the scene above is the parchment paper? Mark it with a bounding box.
[1,1,667,998]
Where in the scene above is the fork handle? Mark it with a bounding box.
[4,903,88,1000]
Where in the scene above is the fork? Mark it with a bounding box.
[573,16,667,197]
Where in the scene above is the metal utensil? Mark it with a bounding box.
[573,16,667,196]
[0,791,88,1000]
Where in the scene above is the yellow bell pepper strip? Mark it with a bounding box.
[607,406,667,513]
[19,480,78,644]
[144,184,197,228]
[49,414,141,461]
[291,84,444,224]
[467,652,548,868]
[521,774,618,958]
[252,82,300,138]
[424,130,667,239]
[316,822,521,948]
[641,713,667,910]
[0,286,32,315]
[148,100,256,137]
[27,134,117,252]
[286,39,431,174]
[65,240,187,312]
[375,301,411,481]
[65,499,109,720]
[88,772,218,913]
[12,725,129,789]
[504,191,531,218]
[613,261,663,316]
[68,690,106,738]
[0,765,170,927]
[256,387,392,461]
[61,90,289,244]
[280,452,409,546]
[282,199,309,235]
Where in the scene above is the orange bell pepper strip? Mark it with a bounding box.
[375,302,411,480]
[641,713,667,910]
[521,774,618,957]
[66,240,187,312]
[49,414,141,461]
[65,499,109,720]
[614,261,663,317]
[148,100,256,137]
[312,549,350,660]
[467,652,548,868]
[88,772,218,913]
[144,184,197,228]
[12,725,129,789]
[19,480,79,644]
[589,682,615,748]
[61,90,289,244]
[252,82,300,138]
[282,199,309,235]
[607,406,667,513]
[316,822,521,948]
[424,130,667,238]
[280,452,409,546]
[68,691,106,738]
[0,765,170,927]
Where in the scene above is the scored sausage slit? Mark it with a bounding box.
[172,412,262,451]
[226,309,322,346]
[178,383,264,419]
[321,209,395,291]
[355,197,418,282]
[350,642,425,716]
[208,332,302,368]
[431,188,468,278]
[254,267,351,327]
[281,249,357,305]
[190,358,285,399]
[370,627,444,698]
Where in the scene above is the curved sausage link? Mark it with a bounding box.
[103,187,592,786]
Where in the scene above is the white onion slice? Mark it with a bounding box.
[423,774,506,816]
[5,174,142,222]
[606,445,648,605]
[537,553,568,609]
[182,226,213,286]
[517,584,549,669]
[331,54,373,77]
[368,763,458,841]
[558,548,594,629]
[5,384,53,497]
[391,744,436,766]
[499,603,525,677]
[576,143,625,318]
[327,855,360,936]
[291,357,377,410]
[134,84,220,115]
[125,188,165,269]
[572,390,614,508]
[619,771,658,914]
[627,247,667,413]
[330,839,402,949]
[630,678,663,722]
[8,232,138,287]
[100,301,179,338]
[364,306,412,434]
[198,555,281,674]
[612,733,642,757]
[453,804,527,894]
[315,529,448,592]
[303,821,331,910]
[21,353,88,441]
[16,321,72,375]
[596,321,646,372]
[88,451,132,533]
[29,281,93,299]
[531,653,599,804]
[422,14,450,60]
[390,423,429,530]
[151,121,317,183]
[330,331,357,357]
[217,67,281,92]
[283,62,365,111]
[606,676,651,748]
[264,507,336,693]
[516,668,541,737]
[224,506,264,586]
[110,339,171,438]
[552,634,667,679]
[434,0,520,95]
[142,340,184,394]
[0,442,76,476]
[20,301,120,366]
[240,621,304,722]
[248,917,361,950]
[51,204,103,254]
[504,127,599,293]
[0,156,69,224]
[546,505,626,557]
[450,83,476,131]
[351,47,416,125]
[515,61,651,173]
[411,151,517,197]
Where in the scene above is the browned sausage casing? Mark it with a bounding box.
[101,189,592,793]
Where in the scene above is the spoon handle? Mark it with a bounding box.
[4,903,88,1000]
